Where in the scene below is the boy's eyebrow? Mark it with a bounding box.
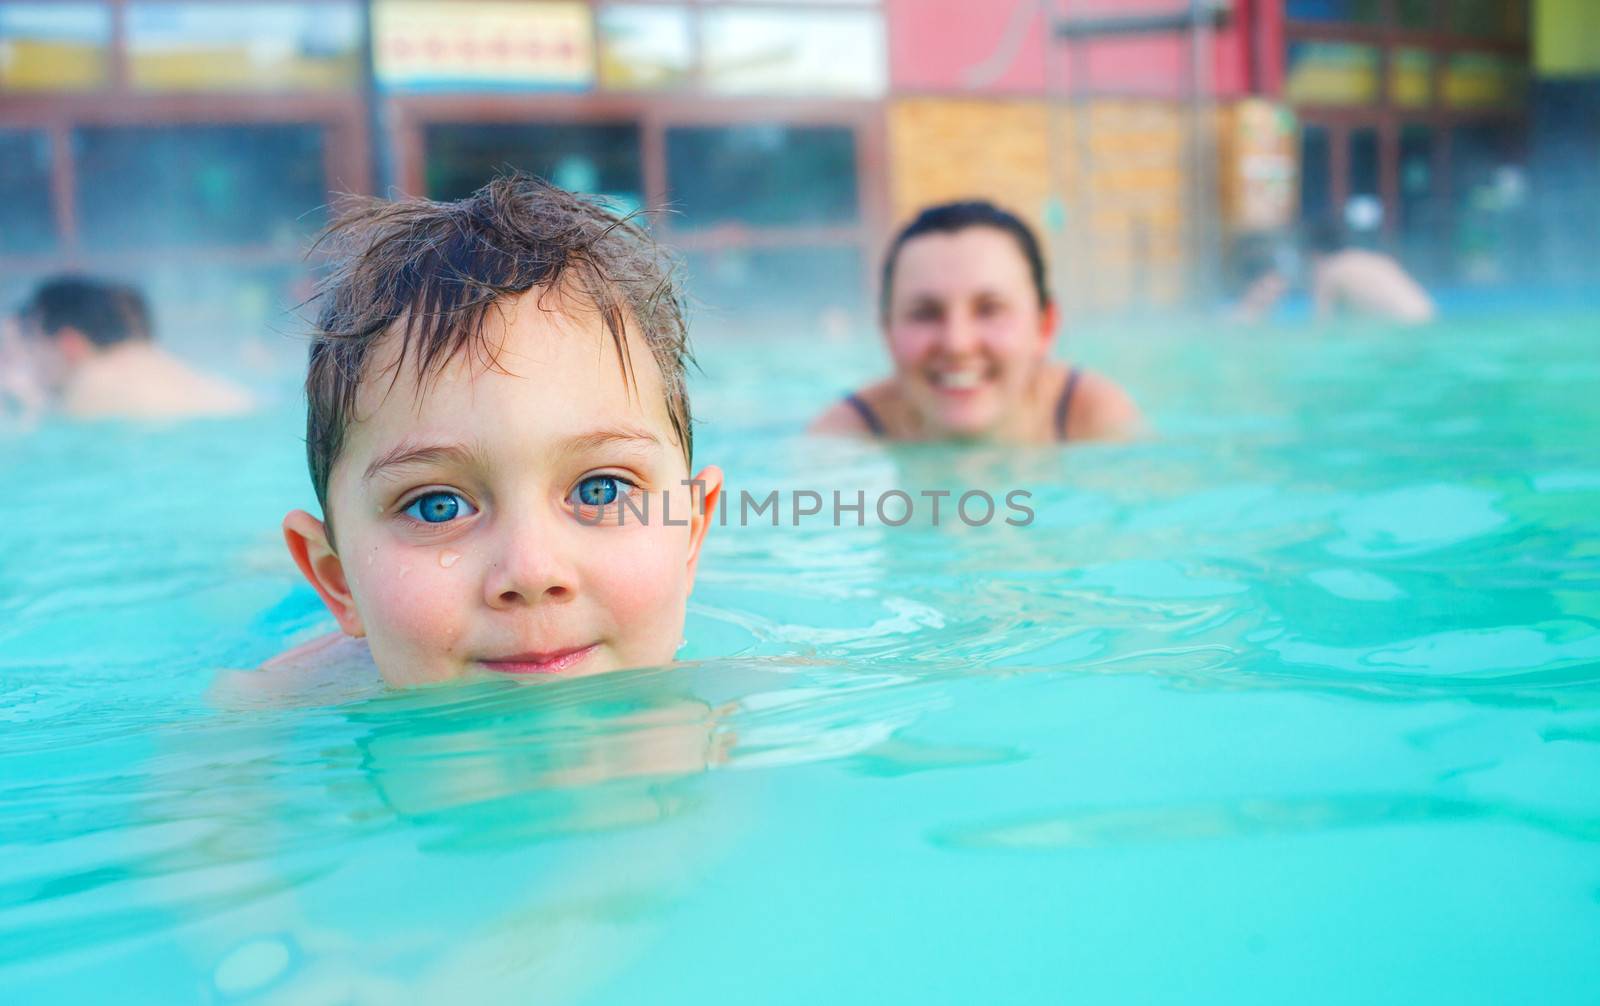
[363,428,662,483]
[560,427,663,455]
[363,440,486,482]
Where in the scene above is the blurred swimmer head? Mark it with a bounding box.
[16,276,152,391]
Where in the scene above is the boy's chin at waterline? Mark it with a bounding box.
[403,639,683,687]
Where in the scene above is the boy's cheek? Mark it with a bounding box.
[588,524,695,657]
[349,549,473,659]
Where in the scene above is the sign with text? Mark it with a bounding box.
[373,1,593,92]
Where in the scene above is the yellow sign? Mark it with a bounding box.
[126,3,363,93]
[1443,52,1525,108]
[1284,42,1379,106]
[373,1,594,91]
[0,4,109,92]
[1534,0,1600,77]
[1390,48,1433,108]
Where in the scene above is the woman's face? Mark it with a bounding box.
[883,226,1057,438]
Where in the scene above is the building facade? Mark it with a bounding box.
[0,1,1561,336]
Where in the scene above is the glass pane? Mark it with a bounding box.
[683,245,863,334]
[665,124,858,229]
[1390,48,1433,108]
[373,0,594,92]
[126,2,362,92]
[1396,0,1433,29]
[1285,42,1380,105]
[423,123,643,211]
[1398,124,1439,274]
[1450,123,1517,199]
[0,129,55,253]
[1449,123,1522,280]
[1349,127,1379,198]
[701,9,885,96]
[1300,125,1332,221]
[598,5,691,91]
[0,3,110,92]
[1451,0,1526,38]
[1285,0,1382,24]
[74,124,327,250]
[1443,51,1527,109]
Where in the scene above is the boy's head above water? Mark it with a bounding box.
[283,173,722,688]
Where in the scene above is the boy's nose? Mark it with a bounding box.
[481,523,576,609]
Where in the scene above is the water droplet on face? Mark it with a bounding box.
[398,565,411,579]
[439,550,460,568]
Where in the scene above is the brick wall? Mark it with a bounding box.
[886,96,1191,313]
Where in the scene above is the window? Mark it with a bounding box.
[665,124,859,229]
[1395,0,1433,29]
[423,123,644,212]
[1300,125,1332,220]
[1450,123,1517,204]
[597,5,692,91]
[74,124,327,250]
[700,8,885,96]
[125,2,363,92]
[1349,127,1379,200]
[1398,124,1439,274]
[0,3,111,91]
[0,129,55,253]
[1450,0,1526,39]
[1285,0,1382,24]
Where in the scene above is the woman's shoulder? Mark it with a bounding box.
[1057,364,1143,441]
[809,380,895,437]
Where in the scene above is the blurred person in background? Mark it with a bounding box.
[1,313,47,425]
[9,275,254,420]
[1228,233,1297,325]
[1304,220,1435,325]
[812,200,1141,443]
[1230,220,1436,326]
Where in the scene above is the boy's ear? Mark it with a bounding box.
[684,465,723,588]
[282,509,365,638]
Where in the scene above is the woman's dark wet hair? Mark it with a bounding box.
[879,200,1051,321]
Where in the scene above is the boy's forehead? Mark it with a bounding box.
[345,289,674,452]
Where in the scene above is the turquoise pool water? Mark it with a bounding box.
[3,314,1599,1002]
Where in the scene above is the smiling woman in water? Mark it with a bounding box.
[812,200,1141,444]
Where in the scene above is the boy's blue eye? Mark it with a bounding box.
[572,476,622,507]
[404,491,476,524]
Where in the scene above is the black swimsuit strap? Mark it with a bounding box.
[843,392,886,437]
[1054,367,1082,441]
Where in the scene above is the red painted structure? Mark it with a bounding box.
[885,0,1283,98]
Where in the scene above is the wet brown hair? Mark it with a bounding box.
[304,172,692,527]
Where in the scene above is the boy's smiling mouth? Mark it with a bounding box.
[478,644,599,675]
